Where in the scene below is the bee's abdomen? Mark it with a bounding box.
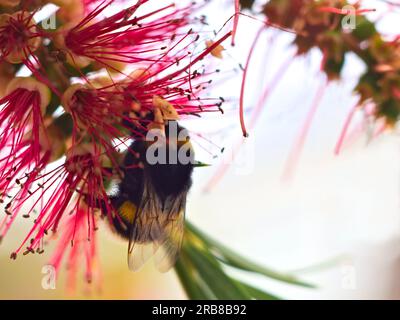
[107,198,137,240]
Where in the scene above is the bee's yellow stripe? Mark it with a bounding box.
[118,201,137,223]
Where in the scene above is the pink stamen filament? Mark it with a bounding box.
[318,6,376,15]
[334,103,358,155]
[282,79,328,181]
[232,0,240,46]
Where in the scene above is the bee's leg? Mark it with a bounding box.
[83,194,119,221]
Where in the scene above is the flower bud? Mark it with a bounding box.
[0,0,20,7]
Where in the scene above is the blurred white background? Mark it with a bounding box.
[186,0,400,300]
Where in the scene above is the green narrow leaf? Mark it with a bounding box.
[174,256,215,300]
[288,255,348,275]
[234,279,282,300]
[183,241,252,300]
[192,161,211,167]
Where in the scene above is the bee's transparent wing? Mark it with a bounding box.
[127,242,155,271]
[128,179,185,272]
[127,190,161,271]
[153,207,185,272]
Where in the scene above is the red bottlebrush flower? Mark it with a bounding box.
[0,10,56,94]
[0,77,50,193]
[54,0,194,70]
[60,31,230,160]
[123,63,225,121]
[0,77,55,242]
[0,0,232,291]
[8,143,112,259]
[61,83,128,159]
[0,11,41,64]
[49,200,101,290]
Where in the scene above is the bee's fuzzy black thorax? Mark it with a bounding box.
[146,121,194,201]
[106,121,194,244]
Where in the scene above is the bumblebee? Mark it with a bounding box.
[105,112,195,272]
